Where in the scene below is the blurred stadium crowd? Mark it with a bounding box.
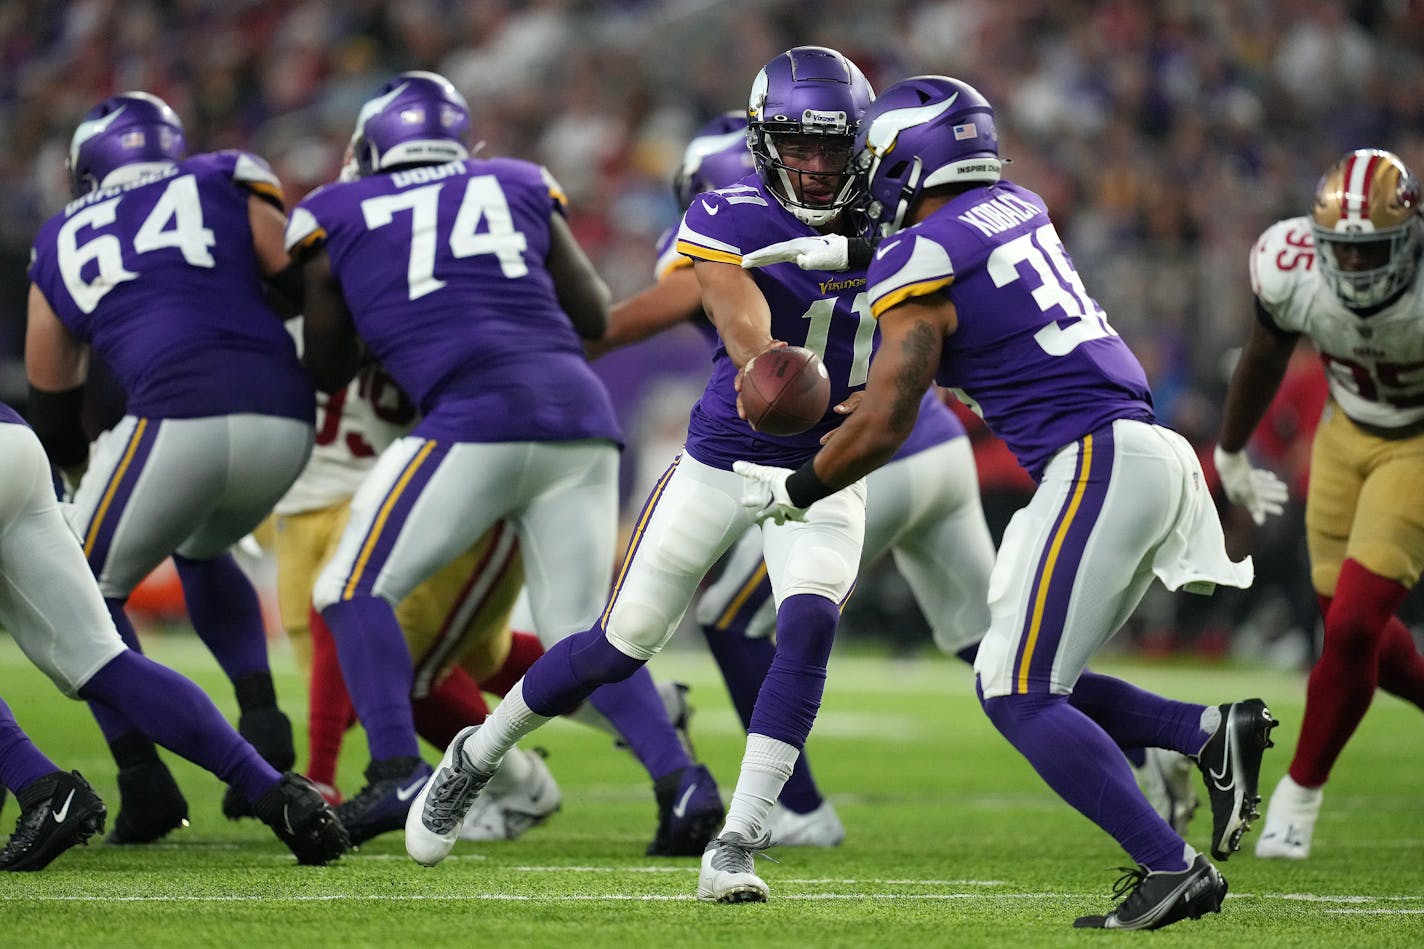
[0,0,1421,659]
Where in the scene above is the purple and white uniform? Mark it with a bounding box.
[591,178,870,662]
[27,151,315,595]
[287,157,621,642]
[865,181,1252,697]
[0,404,125,694]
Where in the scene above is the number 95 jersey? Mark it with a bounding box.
[285,158,620,446]
[865,180,1153,480]
[1251,216,1424,430]
[27,151,312,422]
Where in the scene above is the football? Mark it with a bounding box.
[740,346,831,436]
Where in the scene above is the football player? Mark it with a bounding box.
[1216,148,1424,859]
[408,46,876,903]
[595,112,997,848]
[286,71,717,848]
[0,399,346,865]
[26,92,315,840]
[731,76,1275,929]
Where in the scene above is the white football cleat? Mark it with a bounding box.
[1132,748,1199,835]
[766,800,845,847]
[405,725,492,867]
[459,747,561,842]
[1254,774,1322,859]
[697,831,772,903]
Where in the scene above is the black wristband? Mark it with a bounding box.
[846,237,877,270]
[785,460,836,508]
[26,385,89,469]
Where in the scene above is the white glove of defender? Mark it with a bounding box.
[733,460,808,525]
[1213,445,1288,526]
[741,235,849,271]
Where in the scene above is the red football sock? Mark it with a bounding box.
[1291,559,1409,787]
[412,665,489,749]
[306,604,356,787]
[481,631,545,697]
[1376,615,1424,711]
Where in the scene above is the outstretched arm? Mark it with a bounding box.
[586,266,702,361]
[1219,301,1298,452]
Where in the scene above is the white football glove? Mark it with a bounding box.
[1213,445,1288,526]
[732,460,808,525]
[741,235,849,272]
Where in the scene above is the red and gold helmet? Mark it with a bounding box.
[1310,148,1422,309]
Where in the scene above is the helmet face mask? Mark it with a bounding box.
[351,71,471,177]
[851,75,1002,236]
[1310,149,1422,310]
[68,92,186,198]
[673,112,753,209]
[746,46,874,227]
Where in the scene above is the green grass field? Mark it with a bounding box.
[1,634,1420,947]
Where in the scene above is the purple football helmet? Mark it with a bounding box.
[351,71,471,176]
[852,75,1002,236]
[673,112,754,208]
[68,92,186,198]
[746,46,874,226]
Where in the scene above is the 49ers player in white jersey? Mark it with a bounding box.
[1216,148,1424,858]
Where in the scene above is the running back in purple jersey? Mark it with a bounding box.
[27,151,312,423]
[865,180,1153,479]
[286,157,621,446]
[675,177,877,469]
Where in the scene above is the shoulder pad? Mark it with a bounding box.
[1248,216,1316,312]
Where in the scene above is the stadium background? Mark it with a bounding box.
[0,0,1421,661]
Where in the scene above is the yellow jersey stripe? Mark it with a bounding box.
[343,440,436,600]
[84,419,149,558]
[601,457,680,628]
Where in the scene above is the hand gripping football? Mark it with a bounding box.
[740,346,831,436]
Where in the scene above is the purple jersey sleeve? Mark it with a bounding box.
[865,181,1152,479]
[28,151,312,423]
[289,157,620,446]
[0,401,26,427]
[673,179,876,469]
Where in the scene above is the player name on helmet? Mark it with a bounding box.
[957,192,1040,237]
[800,108,850,131]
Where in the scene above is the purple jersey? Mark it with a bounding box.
[0,402,25,427]
[675,178,877,469]
[28,152,312,423]
[287,158,621,446]
[866,181,1152,479]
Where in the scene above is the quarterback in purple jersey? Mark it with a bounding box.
[734,76,1277,930]
[26,91,316,840]
[288,71,705,849]
[408,46,874,902]
[0,401,346,865]
[598,113,995,848]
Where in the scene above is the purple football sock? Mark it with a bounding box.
[86,599,146,742]
[0,696,60,795]
[521,625,645,717]
[981,690,1188,871]
[1071,671,1209,755]
[588,668,691,781]
[174,552,271,682]
[79,651,279,804]
[321,597,419,761]
[747,593,839,749]
[701,623,823,812]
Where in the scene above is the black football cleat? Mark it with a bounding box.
[1074,854,1228,930]
[107,759,189,845]
[1195,699,1277,860]
[645,763,724,857]
[223,706,297,821]
[253,773,350,865]
[0,771,107,871]
[336,756,433,847]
